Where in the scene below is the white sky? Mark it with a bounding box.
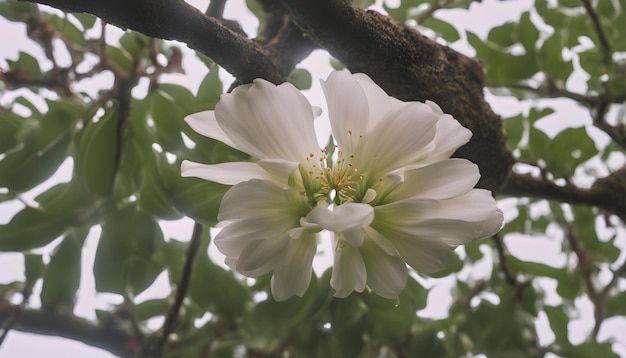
[0,0,625,357]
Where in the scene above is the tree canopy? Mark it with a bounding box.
[0,0,625,357]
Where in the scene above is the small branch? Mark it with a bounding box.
[559,219,604,339]
[581,0,611,65]
[492,234,530,299]
[22,0,284,84]
[206,0,226,19]
[487,80,596,106]
[0,301,136,357]
[592,100,626,151]
[153,222,204,354]
[498,172,626,223]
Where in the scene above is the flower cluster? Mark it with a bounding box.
[182,71,503,301]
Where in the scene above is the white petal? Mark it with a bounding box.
[389,232,455,274]
[427,113,472,162]
[331,242,366,298]
[184,111,239,150]
[352,73,391,129]
[356,101,437,174]
[214,215,294,258]
[374,189,503,246]
[219,179,304,221]
[256,159,299,182]
[305,203,374,247]
[383,159,480,203]
[216,79,320,162]
[181,160,274,185]
[237,232,292,276]
[271,232,317,301]
[360,239,407,299]
[321,70,369,155]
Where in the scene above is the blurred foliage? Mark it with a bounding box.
[1,0,626,357]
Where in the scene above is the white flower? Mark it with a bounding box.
[182,70,503,301]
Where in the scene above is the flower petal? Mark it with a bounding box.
[184,111,241,150]
[360,239,407,299]
[352,73,391,129]
[374,189,503,246]
[305,203,374,247]
[236,232,292,276]
[271,232,318,301]
[216,79,320,162]
[331,240,366,297]
[427,111,472,162]
[356,101,437,175]
[388,231,455,274]
[321,70,369,155]
[214,215,290,255]
[181,160,275,185]
[383,159,480,203]
[218,179,305,222]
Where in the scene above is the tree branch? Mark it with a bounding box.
[257,0,317,77]
[0,301,136,357]
[581,0,611,65]
[21,0,284,84]
[280,0,513,191]
[149,222,204,356]
[499,170,626,223]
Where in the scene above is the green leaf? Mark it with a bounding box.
[547,127,598,178]
[76,107,118,196]
[196,67,223,111]
[537,31,574,85]
[24,254,45,290]
[93,205,164,295]
[6,51,42,77]
[467,32,538,84]
[503,113,524,149]
[0,106,23,154]
[0,100,80,192]
[119,32,150,59]
[42,13,86,46]
[40,228,89,309]
[245,0,266,35]
[135,298,170,321]
[487,22,516,48]
[287,68,313,90]
[71,13,97,30]
[241,275,318,351]
[0,182,95,252]
[383,0,429,23]
[150,90,188,153]
[0,1,37,22]
[421,16,460,42]
[362,277,426,342]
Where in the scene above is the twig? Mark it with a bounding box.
[491,234,530,298]
[581,0,611,65]
[206,0,226,19]
[592,100,626,151]
[0,301,135,357]
[498,172,626,223]
[154,222,204,353]
[558,216,604,340]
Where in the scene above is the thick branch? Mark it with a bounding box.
[22,0,284,84]
[499,171,626,222]
[256,1,317,77]
[0,301,135,357]
[280,0,514,190]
